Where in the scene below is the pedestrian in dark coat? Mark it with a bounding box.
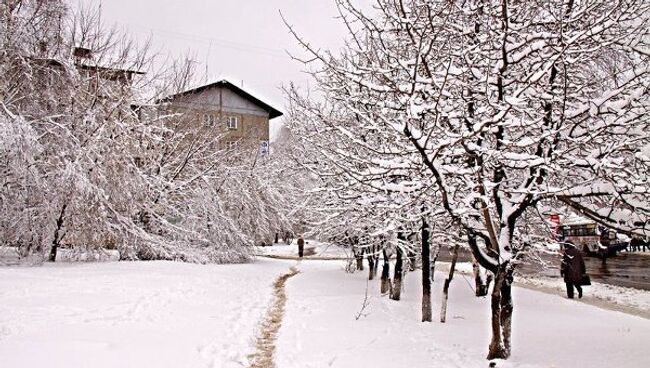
[560,243,587,299]
[297,235,305,258]
[630,236,642,252]
[638,237,649,252]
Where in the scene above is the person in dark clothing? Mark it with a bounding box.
[634,236,649,252]
[297,235,305,258]
[560,243,587,299]
[630,236,642,252]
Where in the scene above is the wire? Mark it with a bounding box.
[115,21,289,59]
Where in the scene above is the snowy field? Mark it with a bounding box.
[1,258,649,368]
[0,260,289,368]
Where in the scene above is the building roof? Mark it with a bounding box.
[159,80,283,119]
[31,57,144,83]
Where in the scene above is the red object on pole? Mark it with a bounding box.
[550,214,561,239]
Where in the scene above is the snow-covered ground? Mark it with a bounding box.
[257,239,349,259]
[259,242,650,316]
[1,257,649,368]
[278,260,650,368]
[438,261,650,315]
[0,260,290,368]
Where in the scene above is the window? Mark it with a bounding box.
[226,116,238,130]
[226,141,238,150]
[204,114,215,127]
[259,140,269,156]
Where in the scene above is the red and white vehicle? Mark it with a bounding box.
[552,214,628,256]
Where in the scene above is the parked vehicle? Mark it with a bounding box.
[556,215,628,257]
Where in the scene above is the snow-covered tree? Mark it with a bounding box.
[1,1,304,264]
[286,0,650,360]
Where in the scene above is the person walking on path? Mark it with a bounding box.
[561,243,587,299]
[297,235,305,258]
[630,236,642,252]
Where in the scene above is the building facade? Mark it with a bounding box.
[159,80,282,154]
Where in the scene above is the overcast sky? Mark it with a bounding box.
[76,0,358,131]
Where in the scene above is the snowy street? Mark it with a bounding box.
[1,258,649,368]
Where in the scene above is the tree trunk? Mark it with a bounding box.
[356,254,364,270]
[367,247,376,280]
[48,203,67,262]
[487,263,513,360]
[274,232,279,244]
[421,217,432,322]
[408,248,417,271]
[380,249,392,294]
[472,258,489,297]
[500,273,513,358]
[431,244,440,282]
[370,245,379,280]
[373,253,379,278]
[440,241,460,323]
[390,246,403,300]
[469,235,489,297]
[354,246,365,271]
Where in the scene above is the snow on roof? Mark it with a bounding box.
[158,79,283,119]
[561,214,595,226]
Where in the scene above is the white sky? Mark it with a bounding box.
[76,0,359,134]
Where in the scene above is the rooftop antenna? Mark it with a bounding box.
[204,40,212,80]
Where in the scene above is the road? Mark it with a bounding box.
[438,248,650,291]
